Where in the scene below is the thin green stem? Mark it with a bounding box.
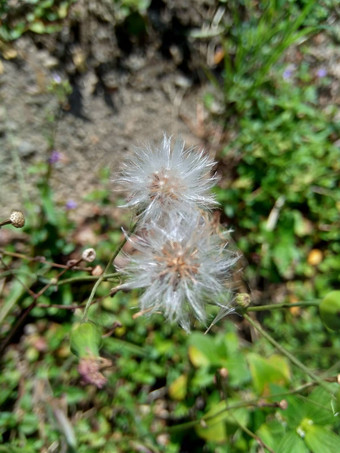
[243,313,333,395]
[247,300,320,312]
[81,225,136,322]
[232,416,275,453]
[58,273,118,286]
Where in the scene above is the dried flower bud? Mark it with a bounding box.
[82,248,96,263]
[9,210,25,228]
[279,400,288,410]
[78,356,112,388]
[92,265,103,276]
[218,367,229,379]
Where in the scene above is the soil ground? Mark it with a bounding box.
[0,1,215,220]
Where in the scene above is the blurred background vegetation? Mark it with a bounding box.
[0,0,339,452]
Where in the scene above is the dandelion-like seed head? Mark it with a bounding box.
[120,214,238,331]
[118,135,218,223]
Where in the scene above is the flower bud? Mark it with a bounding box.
[70,321,102,358]
[9,210,25,228]
[235,293,251,308]
[319,291,340,332]
[82,248,96,263]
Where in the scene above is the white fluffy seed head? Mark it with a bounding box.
[117,135,219,224]
[119,214,238,331]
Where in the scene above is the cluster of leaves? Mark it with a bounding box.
[1,279,340,452]
[0,0,76,40]
[0,0,150,43]
[206,0,339,296]
[1,157,340,452]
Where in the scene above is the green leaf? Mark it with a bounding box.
[305,386,336,425]
[70,321,102,358]
[195,417,227,443]
[319,291,340,331]
[169,374,187,401]
[277,431,309,453]
[0,276,33,323]
[257,419,286,450]
[247,353,291,395]
[187,333,223,366]
[304,425,340,453]
[188,345,210,367]
[196,399,248,443]
[29,21,46,34]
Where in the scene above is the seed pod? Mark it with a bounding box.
[70,321,102,358]
[319,291,340,332]
[9,210,25,228]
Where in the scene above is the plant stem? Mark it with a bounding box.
[232,417,275,453]
[58,273,118,286]
[243,313,333,395]
[81,225,136,322]
[247,300,320,312]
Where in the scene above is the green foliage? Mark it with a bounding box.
[207,0,339,296]
[0,0,76,41]
[1,0,339,451]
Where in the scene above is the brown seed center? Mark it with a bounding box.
[156,241,199,288]
[149,170,183,201]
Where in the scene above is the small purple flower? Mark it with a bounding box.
[65,200,77,210]
[48,150,61,164]
[316,68,327,78]
[283,68,293,80]
[52,73,62,84]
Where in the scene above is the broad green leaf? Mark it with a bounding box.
[304,425,340,453]
[285,396,308,428]
[305,386,336,425]
[195,418,227,443]
[257,419,286,450]
[188,333,223,366]
[196,399,248,443]
[277,431,309,453]
[201,400,249,429]
[247,353,291,395]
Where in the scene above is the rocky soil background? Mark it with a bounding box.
[0,0,221,220]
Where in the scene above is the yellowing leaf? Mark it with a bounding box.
[169,374,187,401]
[247,353,291,395]
[188,345,210,367]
